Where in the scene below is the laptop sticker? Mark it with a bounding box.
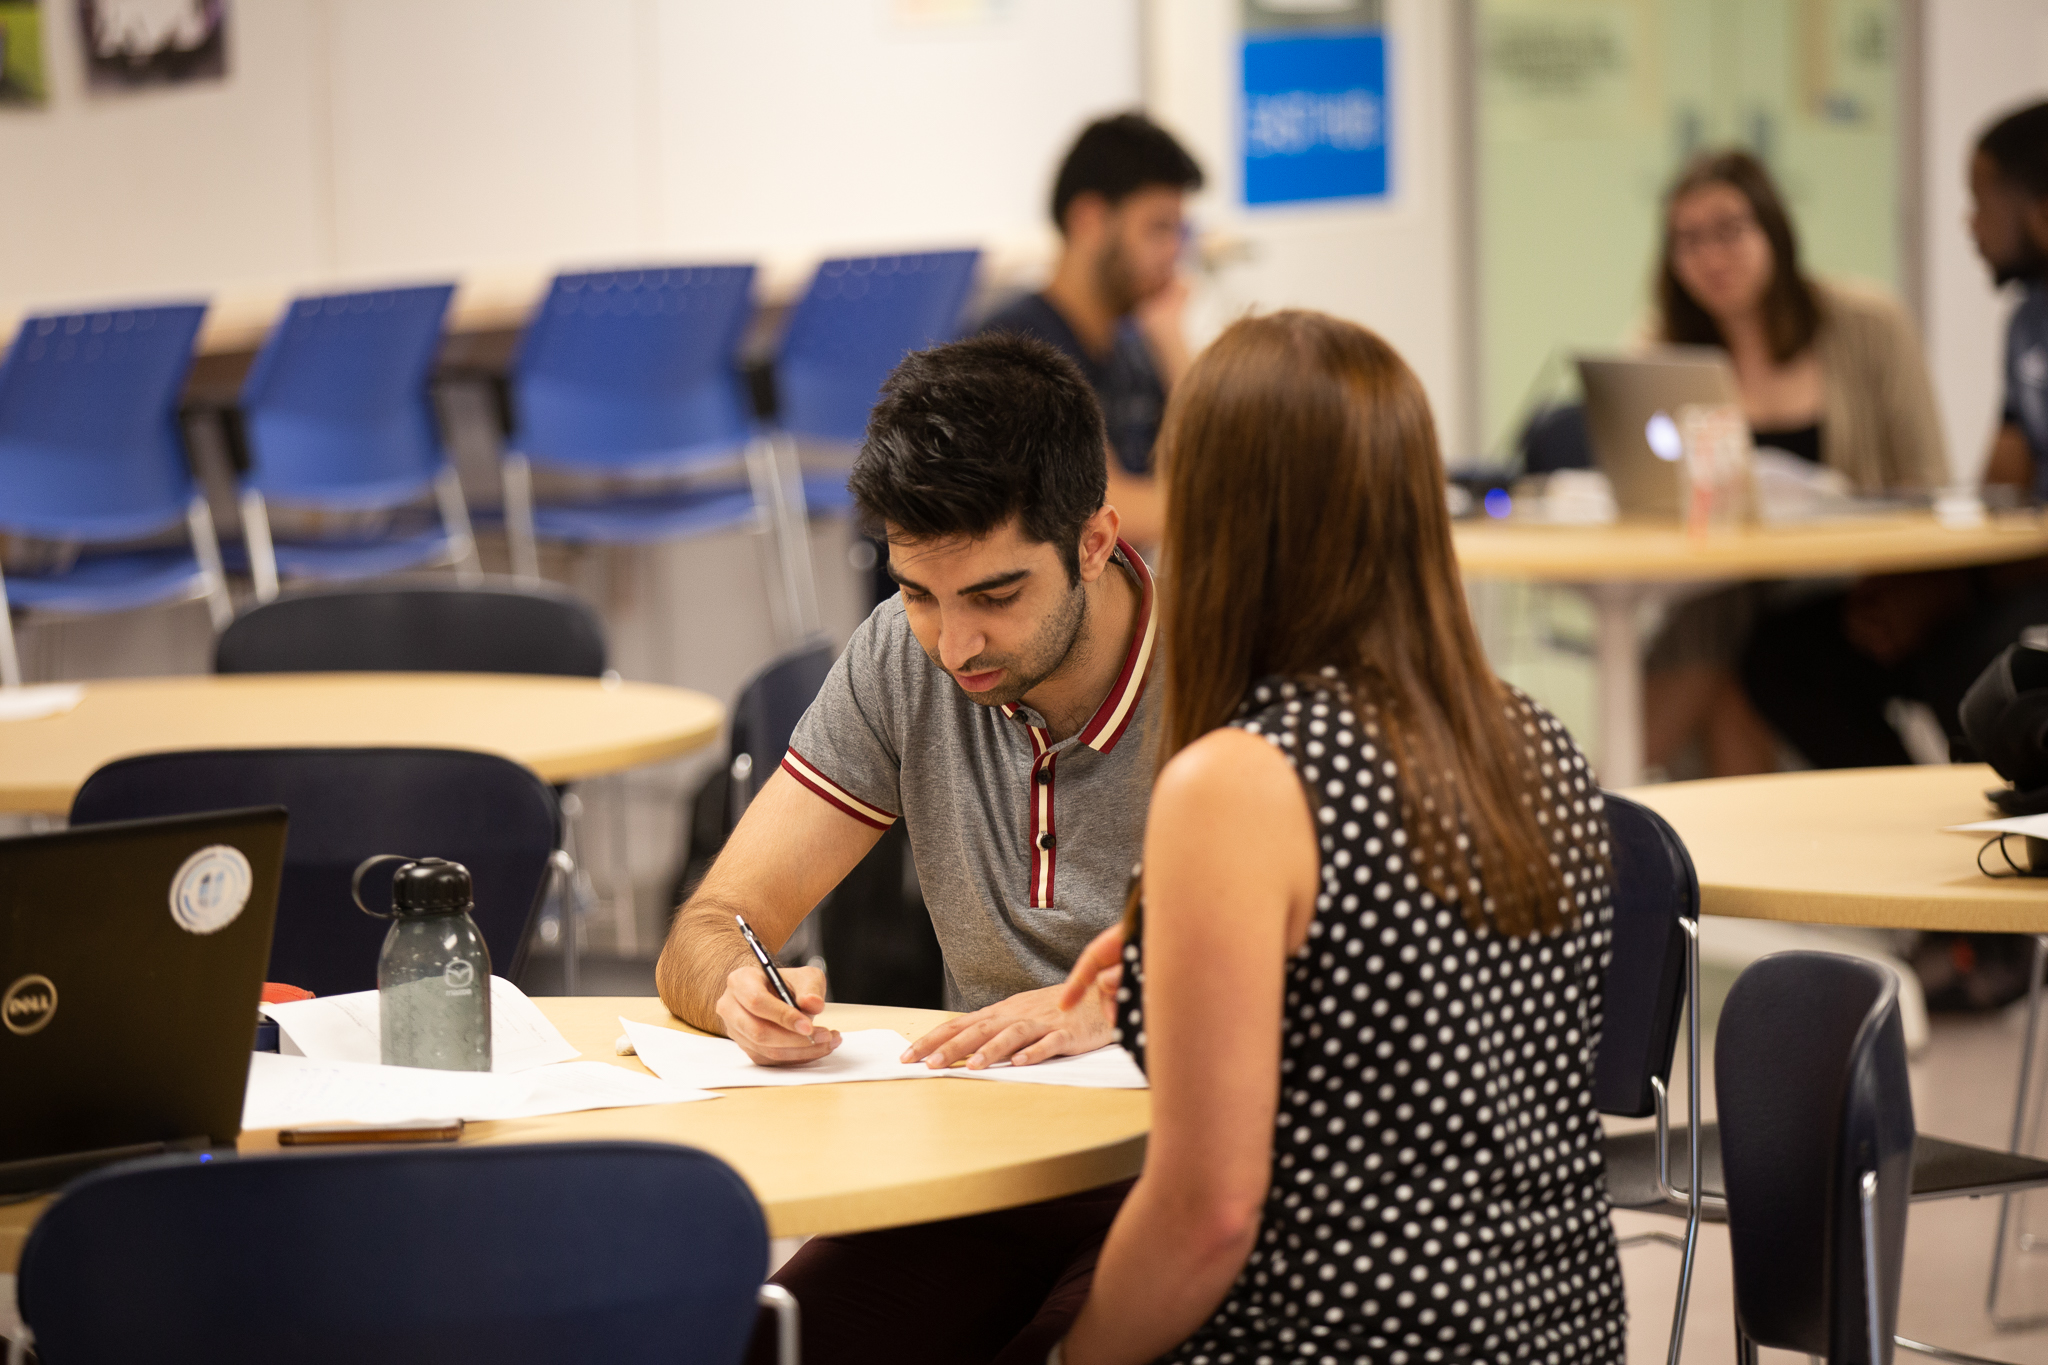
[169,845,254,935]
[3,974,57,1035]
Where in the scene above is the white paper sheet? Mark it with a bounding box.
[0,683,82,723]
[936,1043,1149,1089]
[619,1018,1148,1090]
[260,977,581,1073]
[1946,813,2048,838]
[242,1053,717,1130]
[620,1019,941,1089]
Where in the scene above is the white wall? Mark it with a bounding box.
[1923,0,2048,482]
[1146,0,1474,458]
[0,0,1140,318]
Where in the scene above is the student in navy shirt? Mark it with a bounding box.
[979,113,1203,546]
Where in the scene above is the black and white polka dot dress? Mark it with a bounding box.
[1117,675,1624,1365]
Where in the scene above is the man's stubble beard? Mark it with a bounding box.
[927,576,1090,711]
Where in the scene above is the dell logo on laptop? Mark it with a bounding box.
[3,974,57,1036]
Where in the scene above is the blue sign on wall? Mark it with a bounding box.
[1241,29,1388,206]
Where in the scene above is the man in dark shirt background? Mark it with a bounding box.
[980,113,1204,546]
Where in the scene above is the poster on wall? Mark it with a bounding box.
[0,0,48,107]
[78,0,226,91]
[1241,0,1388,207]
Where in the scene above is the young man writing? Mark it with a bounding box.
[979,112,1204,546]
[656,333,1156,1364]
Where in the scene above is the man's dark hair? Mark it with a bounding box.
[1980,101,2048,199]
[851,334,1109,583]
[1051,113,1205,233]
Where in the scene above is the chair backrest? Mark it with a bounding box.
[238,284,455,507]
[1716,951,1916,1363]
[512,265,757,474]
[727,642,835,833]
[1593,792,1696,1117]
[70,749,559,996]
[18,1141,767,1364]
[0,303,207,540]
[215,579,606,677]
[775,249,981,443]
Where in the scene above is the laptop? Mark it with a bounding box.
[2,807,288,1194]
[1576,349,1745,519]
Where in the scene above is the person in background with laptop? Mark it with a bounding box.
[1638,149,1949,777]
[977,112,1205,548]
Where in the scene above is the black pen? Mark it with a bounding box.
[735,913,801,1012]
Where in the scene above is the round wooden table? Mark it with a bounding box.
[0,999,1152,1273]
[1624,763,2048,933]
[0,673,725,815]
[1454,513,2048,787]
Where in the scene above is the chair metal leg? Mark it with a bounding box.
[1735,1317,1758,1365]
[1861,1170,1888,1365]
[502,453,541,584]
[188,495,235,628]
[0,566,21,688]
[608,772,636,957]
[746,434,820,646]
[1666,915,1704,1365]
[434,467,483,586]
[237,489,280,604]
[1988,934,2048,1325]
[1896,1336,2029,1365]
[758,1283,800,1365]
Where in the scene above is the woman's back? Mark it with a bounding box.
[1118,674,1625,1364]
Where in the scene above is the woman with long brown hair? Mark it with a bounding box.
[1047,311,1624,1364]
[1645,149,1950,776]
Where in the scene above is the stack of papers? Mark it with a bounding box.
[245,1055,716,1130]
[245,978,717,1129]
[619,1018,1148,1091]
[260,977,582,1072]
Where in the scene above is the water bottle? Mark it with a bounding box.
[353,855,492,1071]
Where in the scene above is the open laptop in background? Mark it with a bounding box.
[2,807,287,1195]
[1576,348,1744,519]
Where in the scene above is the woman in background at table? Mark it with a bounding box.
[1047,312,1624,1365]
[1642,149,1950,777]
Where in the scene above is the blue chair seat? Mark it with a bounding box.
[530,485,759,545]
[4,547,214,615]
[223,526,457,582]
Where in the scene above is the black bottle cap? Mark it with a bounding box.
[391,858,473,915]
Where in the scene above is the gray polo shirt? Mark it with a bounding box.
[781,544,1157,1010]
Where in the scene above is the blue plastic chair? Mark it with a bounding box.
[502,265,766,578]
[0,303,228,687]
[70,747,560,997]
[774,249,981,520]
[235,284,479,601]
[15,1142,797,1364]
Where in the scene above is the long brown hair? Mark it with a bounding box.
[1657,149,1822,364]
[1153,311,1572,938]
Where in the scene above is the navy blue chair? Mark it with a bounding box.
[69,748,559,998]
[1717,952,1915,1365]
[234,284,480,600]
[0,303,228,687]
[774,249,981,517]
[214,577,606,678]
[1593,792,1706,1365]
[14,1141,796,1364]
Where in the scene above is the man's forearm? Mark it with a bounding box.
[654,894,755,1033]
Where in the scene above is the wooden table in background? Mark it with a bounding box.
[1454,513,2048,788]
[0,673,725,816]
[0,999,1152,1273]
[1625,763,2048,933]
